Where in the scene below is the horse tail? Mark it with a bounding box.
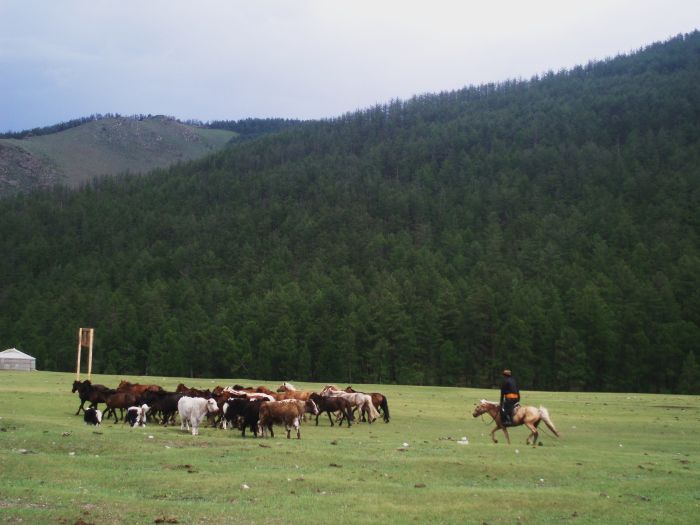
[367,399,380,422]
[538,406,559,438]
[380,396,390,423]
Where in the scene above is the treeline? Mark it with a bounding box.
[205,118,303,143]
[0,114,114,139]
[0,113,187,139]
[1,32,699,393]
[2,115,301,141]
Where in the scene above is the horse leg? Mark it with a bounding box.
[76,398,86,416]
[502,427,511,445]
[525,422,538,446]
[327,411,335,427]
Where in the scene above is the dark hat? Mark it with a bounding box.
[502,369,512,376]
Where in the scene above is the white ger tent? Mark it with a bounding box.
[0,348,36,371]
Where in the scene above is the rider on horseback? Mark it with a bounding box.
[500,369,520,426]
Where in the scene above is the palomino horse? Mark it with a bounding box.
[276,382,314,401]
[320,385,380,423]
[345,386,390,423]
[472,399,559,445]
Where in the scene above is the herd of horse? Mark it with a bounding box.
[71,379,391,430]
[71,378,559,444]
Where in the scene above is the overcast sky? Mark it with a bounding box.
[1,1,698,132]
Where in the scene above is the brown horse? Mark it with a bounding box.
[472,399,559,445]
[276,382,314,401]
[71,380,112,415]
[175,383,211,397]
[118,380,163,396]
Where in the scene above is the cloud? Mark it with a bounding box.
[1,0,699,130]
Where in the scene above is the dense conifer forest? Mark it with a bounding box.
[1,32,699,393]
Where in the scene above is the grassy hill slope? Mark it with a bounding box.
[0,116,235,194]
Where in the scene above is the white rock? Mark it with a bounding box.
[241,484,250,490]
[402,442,409,447]
[515,449,520,454]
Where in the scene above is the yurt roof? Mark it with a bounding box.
[0,348,35,359]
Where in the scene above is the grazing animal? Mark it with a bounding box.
[178,396,219,436]
[275,382,314,401]
[255,385,279,396]
[258,399,319,439]
[309,393,354,427]
[125,404,150,427]
[139,390,182,425]
[71,380,112,415]
[220,387,276,402]
[83,407,102,426]
[222,398,266,437]
[472,399,560,445]
[345,386,390,423]
[213,390,276,428]
[320,385,380,423]
[117,380,163,396]
[175,383,212,398]
[104,392,138,423]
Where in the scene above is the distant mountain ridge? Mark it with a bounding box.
[0,116,236,195]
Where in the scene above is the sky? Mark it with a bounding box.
[1,0,699,132]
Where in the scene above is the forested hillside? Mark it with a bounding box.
[1,33,699,393]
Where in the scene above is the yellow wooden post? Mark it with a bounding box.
[76,328,83,380]
[87,329,94,380]
[77,328,95,380]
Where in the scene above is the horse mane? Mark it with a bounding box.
[480,399,498,406]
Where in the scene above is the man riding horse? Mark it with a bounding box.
[500,369,519,426]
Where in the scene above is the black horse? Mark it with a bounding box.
[309,393,355,427]
[71,380,112,415]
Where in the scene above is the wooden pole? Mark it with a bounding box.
[76,328,83,380]
[87,329,94,380]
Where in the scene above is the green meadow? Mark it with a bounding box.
[0,371,698,524]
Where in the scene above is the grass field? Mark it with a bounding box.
[1,371,698,524]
